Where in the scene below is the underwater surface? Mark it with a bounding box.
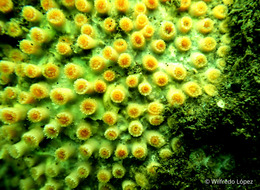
[0,0,259,189]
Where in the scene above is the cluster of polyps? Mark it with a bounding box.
[0,0,231,189]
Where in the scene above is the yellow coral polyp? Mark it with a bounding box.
[24,64,42,78]
[6,21,23,38]
[0,0,13,13]
[0,107,26,124]
[197,18,214,34]
[126,75,139,88]
[95,0,110,14]
[119,17,133,32]
[199,37,217,52]
[27,107,49,122]
[189,1,208,17]
[56,111,74,126]
[131,31,146,49]
[205,68,221,83]
[56,42,72,56]
[204,84,218,96]
[76,122,92,140]
[41,0,58,11]
[168,64,187,81]
[74,13,88,28]
[65,171,80,189]
[167,89,186,106]
[97,169,112,183]
[115,0,129,12]
[46,8,66,27]
[20,40,41,55]
[22,127,44,147]
[112,163,126,178]
[151,40,166,54]
[44,122,61,139]
[0,61,15,74]
[148,114,164,126]
[142,24,155,38]
[153,71,169,87]
[213,4,228,20]
[134,2,147,15]
[64,63,83,80]
[144,0,159,10]
[147,101,164,115]
[135,13,149,30]
[138,81,152,96]
[178,0,191,11]
[175,36,192,51]
[55,144,75,161]
[178,16,192,33]
[132,143,147,159]
[30,27,50,44]
[103,46,119,61]
[142,55,158,71]
[126,103,144,119]
[74,79,94,94]
[4,87,18,100]
[190,52,208,69]
[77,34,97,49]
[80,98,98,115]
[30,83,49,99]
[94,79,107,93]
[77,163,91,178]
[103,17,116,32]
[62,0,75,8]
[159,21,176,41]
[89,56,106,72]
[8,49,25,62]
[113,39,127,53]
[42,63,60,79]
[99,142,113,159]
[115,144,129,159]
[183,81,202,98]
[110,87,126,103]
[81,24,95,38]
[146,131,165,148]
[75,0,92,13]
[103,111,118,125]
[103,70,116,82]
[22,6,42,22]
[79,140,98,158]
[50,88,74,105]
[104,126,120,140]
[118,53,132,68]
[128,120,144,137]
[18,92,35,104]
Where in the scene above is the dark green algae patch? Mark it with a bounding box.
[149,0,260,189]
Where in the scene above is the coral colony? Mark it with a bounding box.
[0,0,232,189]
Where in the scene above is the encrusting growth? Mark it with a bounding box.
[0,0,231,188]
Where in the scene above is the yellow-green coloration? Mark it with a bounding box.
[0,0,259,189]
